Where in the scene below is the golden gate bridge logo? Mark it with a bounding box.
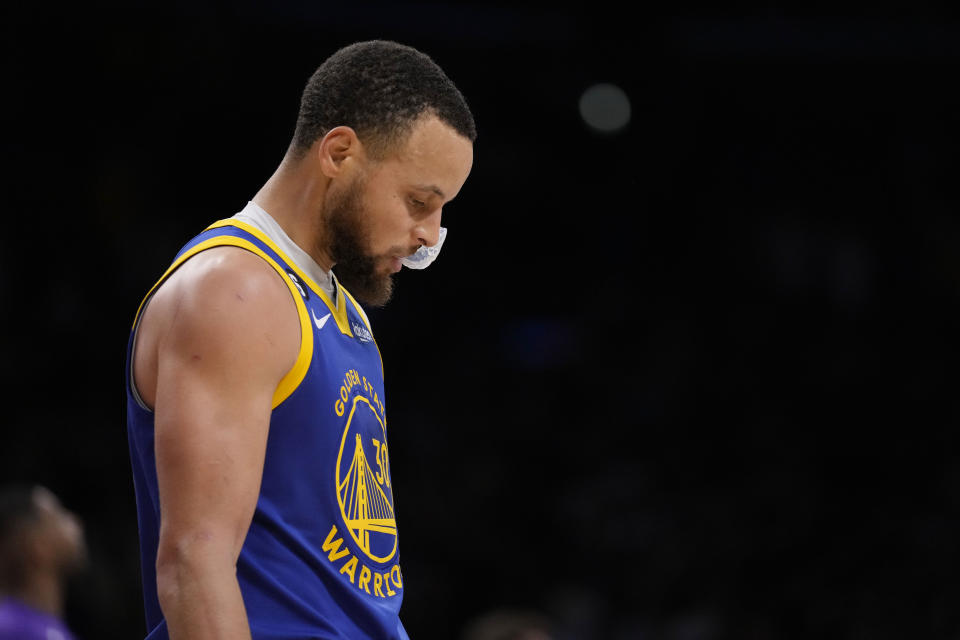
[335,396,397,563]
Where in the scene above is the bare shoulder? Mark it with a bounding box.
[134,246,301,409]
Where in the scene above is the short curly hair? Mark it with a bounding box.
[290,40,477,159]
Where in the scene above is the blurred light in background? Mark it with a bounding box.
[579,83,631,133]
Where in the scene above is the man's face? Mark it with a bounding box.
[323,115,474,306]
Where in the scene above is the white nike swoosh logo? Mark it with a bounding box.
[311,309,331,330]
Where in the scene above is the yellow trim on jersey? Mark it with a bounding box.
[206,219,353,337]
[339,287,373,334]
[337,284,386,406]
[132,236,313,409]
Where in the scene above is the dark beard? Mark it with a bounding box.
[326,176,395,308]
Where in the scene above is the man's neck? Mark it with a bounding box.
[4,571,64,618]
[253,157,335,272]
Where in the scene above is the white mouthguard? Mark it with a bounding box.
[400,227,447,270]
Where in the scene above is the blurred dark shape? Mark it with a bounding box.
[0,485,87,640]
[460,608,554,640]
[500,317,583,370]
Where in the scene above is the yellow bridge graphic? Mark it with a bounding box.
[338,433,396,555]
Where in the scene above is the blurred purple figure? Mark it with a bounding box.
[0,485,87,640]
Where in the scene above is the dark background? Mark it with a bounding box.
[3,2,960,638]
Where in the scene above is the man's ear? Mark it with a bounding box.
[318,126,363,178]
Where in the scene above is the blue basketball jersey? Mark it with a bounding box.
[126,220,407,639]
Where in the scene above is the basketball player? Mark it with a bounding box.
[125,41,475,639]
[0,485,87,640]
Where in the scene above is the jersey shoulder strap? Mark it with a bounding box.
[131,221,314,408]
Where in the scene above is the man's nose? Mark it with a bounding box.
[415,208,443,247]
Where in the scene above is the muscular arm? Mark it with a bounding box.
[138,248,300,639]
